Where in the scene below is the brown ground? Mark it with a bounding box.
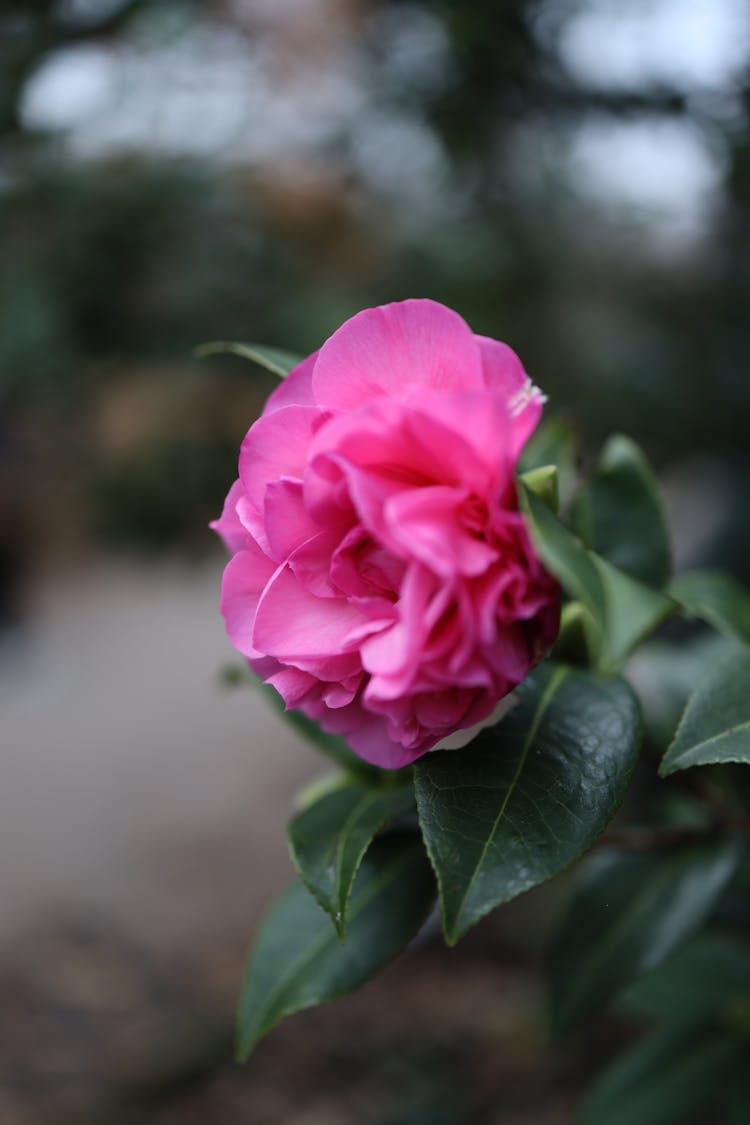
[0,915,621,1125]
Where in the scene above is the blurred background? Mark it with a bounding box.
[1,1,748,1121]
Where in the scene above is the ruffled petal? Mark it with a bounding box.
[385,485,497,578]
[301,694,421,770]
[263,478,321,563]
[239,405,329,550]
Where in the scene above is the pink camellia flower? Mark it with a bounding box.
[212,299,559,769]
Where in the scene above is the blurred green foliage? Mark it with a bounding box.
[0,0,748,558]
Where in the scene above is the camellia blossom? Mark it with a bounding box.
[212,299,559,769]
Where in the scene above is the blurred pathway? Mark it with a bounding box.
[0,560,317,952]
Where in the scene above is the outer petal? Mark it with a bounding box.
[210,479,251,555]
[220,541,279,660]
[238,404,328,549]
[264,666,318,708]
[261,350,319,415]
[253,564,367,663]
[476,336,544,457]
[312,299,484,409]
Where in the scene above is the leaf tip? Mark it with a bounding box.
[234,1032,254,1064]
[442,911,468,947]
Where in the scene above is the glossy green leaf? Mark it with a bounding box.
[520,484,676,672]
[550,841,738,1032]
[237,834,434,1060]
[660,649,750,775]
[520,416,578,507]
[194,340,302,377]
[670,570,750,643]
[627,633,741,749]
[414,663,641,945]
[619,931,750,1023]
[572,434,671,588]
[288,782,416,938]
[578,1021,742,1125]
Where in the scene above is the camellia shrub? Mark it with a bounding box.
[208,300,750,1123]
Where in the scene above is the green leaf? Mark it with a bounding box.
[670,570,750,644]
[627,633,742,748]
[519,464,559,511]
[549,842,738,1032]
[578,1021,742,1125]
[236,834,434,1060]
[660,649,750,775]
[414,662,641,945]
[194,340,302,377]
[728,1088,750,1125]
[712,853,750,929]
[571,435,671,588]
[520,484,676,672]
[520,416,578,508]
[288,782,416,938]
[727,1070,750,1125]
[619,932,750,1024]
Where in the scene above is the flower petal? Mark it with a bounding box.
[301,695,420,770]
[385,485,498,578]
[220,542,280,660]
[262,350,319,415]
[476,336,544,457]
[312,299,484,409]
[263,478,321,563]
[210,479,251,555]
[239,405,328,550]
[253,563,367,663]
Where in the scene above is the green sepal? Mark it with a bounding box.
[519,464,559,512]
[520,416,578,508]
